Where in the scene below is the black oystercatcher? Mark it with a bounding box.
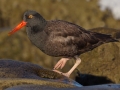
[8,10,118,77]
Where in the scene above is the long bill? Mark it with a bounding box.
[8,20,27,36]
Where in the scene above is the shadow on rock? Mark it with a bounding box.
[75,69,114,86]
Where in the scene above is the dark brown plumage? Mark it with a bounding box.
[42,20,117,57]
[9,10,118,77]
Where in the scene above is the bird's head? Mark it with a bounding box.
[8,10,45,35]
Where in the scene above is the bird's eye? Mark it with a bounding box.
[28,15,33,19]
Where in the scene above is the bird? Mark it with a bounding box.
[8,10,118,77]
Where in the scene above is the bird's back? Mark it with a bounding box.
[26,20,118,57]
[42,20,118,57]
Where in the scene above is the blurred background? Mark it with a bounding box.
[0,0,120,83]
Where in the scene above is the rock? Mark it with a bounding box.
[0,59,61,79]
[5,84,120,90]
[0,59,120,90]
[0,59,82,90]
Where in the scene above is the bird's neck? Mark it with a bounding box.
[26,21,47,51]
[29,18,47,34]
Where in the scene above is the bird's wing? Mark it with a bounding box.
[43,20,117,56]
[44,20,99,49]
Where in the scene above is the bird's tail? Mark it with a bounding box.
[93,32,119,43]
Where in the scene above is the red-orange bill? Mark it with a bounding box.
[8,20,27,36]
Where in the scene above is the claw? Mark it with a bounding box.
[53,69,70,77]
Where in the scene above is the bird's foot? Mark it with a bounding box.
[53,56,81,78]
[54,58,69,70]
[53,69,70,77]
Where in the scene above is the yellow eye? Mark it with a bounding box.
[28,15,33,19]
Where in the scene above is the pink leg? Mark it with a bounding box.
[64,56,81,77]
[54,58,69,70]
[54,56,81,77]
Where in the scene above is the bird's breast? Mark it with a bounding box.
[26,28,47,52]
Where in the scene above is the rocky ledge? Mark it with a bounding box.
[0,59,119,90]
